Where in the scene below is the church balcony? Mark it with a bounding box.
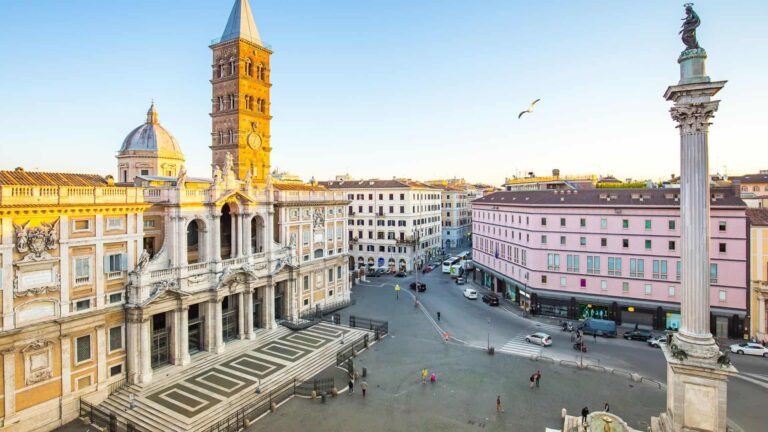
[0,184,144,206]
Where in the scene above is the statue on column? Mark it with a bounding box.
[680,3,701,50]
[224,152,235,176]
[213,165,223,186]
[176,165,187,188]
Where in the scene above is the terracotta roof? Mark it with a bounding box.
[320,179,437,190]
[0,170,108,187]
[731,173,768,184]
[746,208,768,226]
[472,187,745,208]
[272,182,328,191]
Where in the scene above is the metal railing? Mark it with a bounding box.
[206,380,293,432]
[108,377,127,396]
[80,399,145,432]
[348,315,388,340]
[294,377,335,397]
[336,334,369,366]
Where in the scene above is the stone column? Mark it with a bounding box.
[60,335,72,396]
[243,213,252,256]
[235,214,243,257]
[758,297,767,338]
[237,292,246,339]
[179,306,190,365]
[126,314,140,384]
[244,290,255,339]
[231,213,239,259]
[2,348,16,419]
[265,283,276,329]
[178,217,188,267]
[266,208,275,254]
[211,213,222,262]
[96,325,107,390]
[212,299,225,354]
[139,318,153,384]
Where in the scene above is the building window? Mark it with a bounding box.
[579,237,587,246]
[710,263,718,283]
[75,335,91,364]
[303,276,310,291]
[600,238,607,247]
[668,286,676,297]
[547,254,560,271]
[608,257,621,276]
[560,218,566,227]
[541,235,547,245]
[328,268,334,282]
[622,282,629,293]
[560,236,566,245]
[600,280,608,291]
[622,239,629,248]
[74,257,91,285]
[566,255,579,272]
[719,243,726,253]
[580,278,586,288]
[541,275,547,284]
[652,260,668,279]
[106,217,124,230]
[109,364,123,377]
[560,276,566,287]
[630,258,645,278]
[600,218,607,229]
[622,219,629,229]
[586,256,600,274]
[676,261,681,281]
[143,219,156,229]
[644,220,652,229]
[75,299,91,311]
[303,298,309,306]
[718,221,726,232]
[108,292,123,304]
[541,217,547,226]
[580,218,586,228]
[668,241,676,251]
[105,253,128,273]
[72,219,91,233]
[109,326,123,352]
[718,290,726,301]
[668,220,676,230]
[645,239,652,249]
[644,284,652,295]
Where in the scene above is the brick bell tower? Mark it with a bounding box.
[210,0,272,182]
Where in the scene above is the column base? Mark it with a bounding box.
[139,371,153,385]
[672,331,721,361]
[180,354,191,366]
[655,342,736,432]
[214,343,226,355]
[246,332,256,340]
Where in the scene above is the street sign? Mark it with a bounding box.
[395,285,400,291]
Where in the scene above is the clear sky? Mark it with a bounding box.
[0,1,766,185]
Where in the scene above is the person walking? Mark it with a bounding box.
[437,311,441,321]
[430,372,436,383]
[496,395,503,412]
[604,402,610,412]
[535,370,541,388]
[422,368,428,384]
[581,407,589,425]
[593,332,597,343]
[529,373,536,389]
[348,379,354,395]
[361,381,368,398]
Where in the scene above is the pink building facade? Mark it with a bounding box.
[471,188,748,338]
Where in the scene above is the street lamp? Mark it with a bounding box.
[413,228,421,306]
[487,317,491,351]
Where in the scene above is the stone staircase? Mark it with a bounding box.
[97,324,373,432]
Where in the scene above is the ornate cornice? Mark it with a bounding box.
[670,101,719,134]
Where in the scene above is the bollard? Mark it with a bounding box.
[331,387,338,397]
[311,390,317,400]
[487,346,495,355]
[270,402,277,412]
[362,367,367,377]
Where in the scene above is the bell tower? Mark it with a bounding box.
[210,0,272,182]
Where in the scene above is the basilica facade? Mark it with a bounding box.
[0,1,350,430]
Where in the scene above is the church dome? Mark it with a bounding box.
[119,103,184,160]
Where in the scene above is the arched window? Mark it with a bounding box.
[219,131,224,145]
[259,64,266,81]
[244,95,251,110]
[229,130,234,144]
[256,98,262,113]
[245,59,252,77]
[251,216,265,253]
[187,220,204,264]
[220,63,226,78]
[754,186,760,192]
[256,65,262,80]
[218,96,225,112]
[230,58,237,75]
[742,186,748,192]
[229,94,236,110]
[260,99,266,113]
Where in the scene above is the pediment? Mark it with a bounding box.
[213,190,258,207]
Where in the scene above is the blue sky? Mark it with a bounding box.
[0,0,766,185]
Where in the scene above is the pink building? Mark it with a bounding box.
[471,188,748,338]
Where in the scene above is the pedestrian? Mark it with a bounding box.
[348,379,354,394]
[581,407,589,425]
[361,381,368,398]
[430,372,436,383]
[593,332,597,343]
[529,373,536,389]
[129,393,136,410]
[604,402,610,412]
[437,311,441,321]
[496,395,503,412]
[443,332,449,343]
[422,368,428,384]
[535,370,541,388]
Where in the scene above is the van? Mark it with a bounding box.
[579,318,617,338]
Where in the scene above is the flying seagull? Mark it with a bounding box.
[518,98,541,119]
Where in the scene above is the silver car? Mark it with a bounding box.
[729,342,768,357]
[647,335,666,348]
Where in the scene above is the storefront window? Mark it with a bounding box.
[579,303,609,320]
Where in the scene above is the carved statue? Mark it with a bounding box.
[244,168,253,190]
[224,152,235,175]
[136,249,151,273]
[680,3,701,50]
[176,166,188,188]
[213,165,223,185]
[13,221,30,252]
[41,220,58,250]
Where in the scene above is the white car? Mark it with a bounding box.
[463,288,478,300]
[525,332,552,347]
[729,342,768,357]
[647,335,666,348]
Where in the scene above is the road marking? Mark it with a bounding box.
[496,333,543,358]
[734,372,768,389]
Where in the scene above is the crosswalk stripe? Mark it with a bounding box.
[496,334,543,357]
[734,372,768,389]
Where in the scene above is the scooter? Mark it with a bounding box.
[573,342,588,352]
[561,321,574,332]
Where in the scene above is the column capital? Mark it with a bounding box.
[669,101,720,134]
[0,347,15,355]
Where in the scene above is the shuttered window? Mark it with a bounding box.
[76,335,91,363]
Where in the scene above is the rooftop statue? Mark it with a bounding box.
[680,3,701,50]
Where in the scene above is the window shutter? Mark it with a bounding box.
[120,253,128,271]
[103,255,111,273]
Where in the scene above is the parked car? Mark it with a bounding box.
[409,282,426,292]
[525,332,553,347]
[579,318,617,338]
[422,265,433,274]
[729,342,768,357]
[463,288,478,299]
[623,329,653,342]
[455,277,466,285]
[482,293,500,306]
[647,335,666,348]
[395,271,406,277]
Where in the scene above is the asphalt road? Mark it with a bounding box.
[360,268,767,432]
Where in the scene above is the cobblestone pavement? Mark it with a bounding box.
[251,279,665,432]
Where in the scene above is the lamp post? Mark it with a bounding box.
[413,229,421,306]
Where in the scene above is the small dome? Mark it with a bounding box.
[119,103,184,159]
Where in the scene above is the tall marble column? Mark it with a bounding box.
[211,213,222,262]
[96,325,107,390]
[139,318,153,384]
[178,216,188,267]
[237,292,246,339]
[2,348,16,420]
[126,313,140,384]
[243,213,253,256]
[179,306,191,366]
[653,8,736,432]
[235,214,243,257]
[244,289,255,339]
[213,299,225,354]
[265,283,276,329]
